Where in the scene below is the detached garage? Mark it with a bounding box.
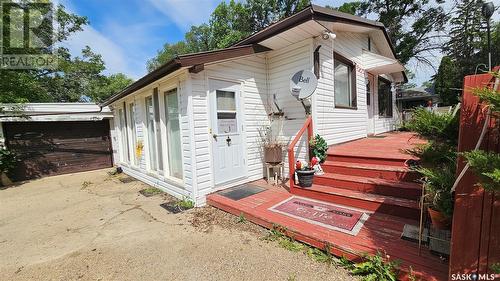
[0,103,115,181]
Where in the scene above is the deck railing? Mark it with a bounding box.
[287,116,313,192]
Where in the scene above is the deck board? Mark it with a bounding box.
[208,187,449,281]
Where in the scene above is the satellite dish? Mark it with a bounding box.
[290,70,318,100]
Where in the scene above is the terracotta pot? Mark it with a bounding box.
[296,169,315,188]
[428,207,451,230]
[264,146,283,164]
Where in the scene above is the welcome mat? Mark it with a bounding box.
[269,197,370,236]
[219,184,266,201]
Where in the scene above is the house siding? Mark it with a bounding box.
[268,39,313,176]
[314,31,399,145]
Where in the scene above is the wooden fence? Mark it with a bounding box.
[449,69,499,279]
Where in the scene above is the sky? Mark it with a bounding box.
[61,0,499,86]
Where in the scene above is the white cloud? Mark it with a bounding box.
[147,0,219,29]
[62,25,144,79]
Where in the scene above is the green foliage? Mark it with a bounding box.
[472,71,500,114]
[328,1,448,66]
[433,56,461,106]
[237,213,247,223]
[463,150,500,192]
[351,252,400,281]
[491,263,500,274]
[175,197,195,209]
[141,187,163,196]
[0,2,133,103]
[147,0,309,72]
[405,141,457,166]
[0,149,17,174]
[403,108,459,145]
[415,162,455,218]
[309,134,328,164]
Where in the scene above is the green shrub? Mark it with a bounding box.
[0,149,17,174]
[406,141,457,166]
[463,150,500,192]
[472,70,500,114]
[416,161,455,218]
[309,134,328,163]
[351,252,400,281]
[175,197,195,209]
[403,108,459,145]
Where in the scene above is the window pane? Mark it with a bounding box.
[128,103,137,165]
[165,89,183,179]
[146,96,157,171]
[334,60,351,107]
[118,108,129,162]
[153,90,163,171]
[216,90,236,111]
[378,78,393,117]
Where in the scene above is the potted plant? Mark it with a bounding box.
[295,160,315,188]
[0,148,17,186]
[309,134,328,164]
[416,163,455,229]
[259,120,284,164]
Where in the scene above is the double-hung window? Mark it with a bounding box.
[334,52,357,108]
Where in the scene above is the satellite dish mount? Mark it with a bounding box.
[290,70,318,115]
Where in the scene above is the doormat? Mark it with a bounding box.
[218,184,266,201]
[269,197,370,236]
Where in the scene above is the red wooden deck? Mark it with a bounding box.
[209,132,449,281]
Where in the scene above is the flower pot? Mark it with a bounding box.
[264,146,283,164]
[428,207,451,230]
[296,169,315,188]
[0,172,13,187]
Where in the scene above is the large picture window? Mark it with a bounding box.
[378,77,393,117]
[164,89,183,179]
[334,53,357,108]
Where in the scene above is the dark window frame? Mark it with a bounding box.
[333,52,357,110]
[377,76,393,118]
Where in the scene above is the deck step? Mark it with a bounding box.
[292,184,420,220]
[314,172,422,200]
[321,160,420,182]
[326,154,412,167]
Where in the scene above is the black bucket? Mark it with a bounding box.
[296,169,315,187]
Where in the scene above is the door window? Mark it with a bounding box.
[378,77,393,117]
[216,90,237,134]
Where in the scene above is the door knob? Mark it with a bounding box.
[213,134,218,139]
[226,136,232,145]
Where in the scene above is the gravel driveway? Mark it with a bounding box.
[0,169,355,281]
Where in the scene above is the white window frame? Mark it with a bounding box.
[159,85,184,184]
[126,102,138,167]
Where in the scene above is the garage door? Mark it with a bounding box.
[4,121,113,181]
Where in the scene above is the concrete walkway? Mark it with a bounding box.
[0,169,355,281]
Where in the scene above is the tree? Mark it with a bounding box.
[329,1,449,67]
[147,0,309,72]
[433,56,460,105]
[91,73,134,102]
[0,2,133,103]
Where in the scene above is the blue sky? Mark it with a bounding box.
[61,0,498,86]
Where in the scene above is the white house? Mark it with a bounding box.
[102,5,407,206]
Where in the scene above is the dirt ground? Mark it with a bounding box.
[0,169,356,281]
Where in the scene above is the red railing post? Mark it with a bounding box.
[287,116,313,193]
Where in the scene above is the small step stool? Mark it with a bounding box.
[265,162,283,185]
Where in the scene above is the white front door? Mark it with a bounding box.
[366,73,375,135]
[209,79,246,185]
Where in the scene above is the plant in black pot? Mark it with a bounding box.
[295,160,315,188]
